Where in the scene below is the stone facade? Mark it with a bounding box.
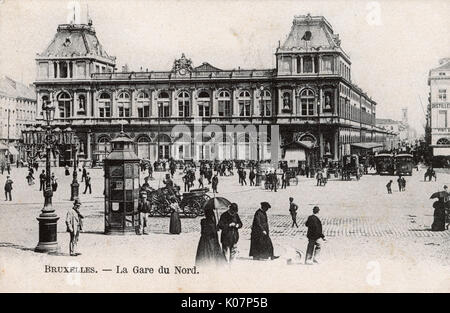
[428,58,450,157]
[34,14,393,166]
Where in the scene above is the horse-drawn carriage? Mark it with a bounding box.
[341,154,361,180]
[145,186,210,218]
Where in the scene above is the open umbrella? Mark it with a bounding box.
[430,191,448,200]
[202,196,232,221]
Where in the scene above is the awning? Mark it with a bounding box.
[351,142,383,150]
[8,146,19,155]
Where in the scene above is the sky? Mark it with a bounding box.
[0,0,449,135]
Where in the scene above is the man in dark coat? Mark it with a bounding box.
[305,206,326,264]
[218,203,243,263]
[39,170,46,191]
[249,202,279,260]
[212,174,219,193]
[4,176,13,201]
[289,197,299,228]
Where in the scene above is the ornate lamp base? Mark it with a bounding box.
[70,181,79,201]
[35,212,60,253]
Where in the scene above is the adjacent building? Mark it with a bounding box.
[428,58,450,158]
[33,14,392,167]
[0,75,37,164]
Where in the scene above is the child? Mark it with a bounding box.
[386,180,392,194]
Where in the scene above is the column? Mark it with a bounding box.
[334,131,339,161]
[292,86,297,115]
[56,62,60,78]
[151,90,158,117]
[73,91,77,117]
[49,61,55,78]
[292,56,297,74]
[192,89,198,117]
[253,88,260,117]
[86,130,92,161]
[73,61,78,78]
[232,89,239,117]
[212,89,219,117]
[111,90,117,117]
[171,89,177,117]
[312,55,315,73]
[300,56,303,73]
[86,90,92,117]
[319,87,323,114]
[318,55,322,74]
[131,89,138,117]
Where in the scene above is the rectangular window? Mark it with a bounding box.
[218,100,231,117]
[303,56,313,73]
[439,89,447,102]
[239,100,251,116]
[438,110,447,128]
[322,56,333,73]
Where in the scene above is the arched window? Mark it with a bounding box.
[97,136,111,161]
[238,90,251,117]
[157,91,170,117]
[178,91,190,117]
[137,91,151,118]
[137,136,151,159]
[78,94,86,115]
[218,90,231,117]
[261,90,272,116]
[98,92,111,118]
[299,89,315,116]
[117,92,131,117]
[58,92,72,118]
[198,91,210,117]
[437,138,450,145]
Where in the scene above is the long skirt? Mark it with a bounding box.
[169,211,181,234]
[195,236,224,266]
[432,207,446,231]
[249,232,274,260]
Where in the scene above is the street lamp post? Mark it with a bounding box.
[35,101,59,253]
[69,129,78,201]
[22,101,73,253]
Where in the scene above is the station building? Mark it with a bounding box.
[33,14,395,166]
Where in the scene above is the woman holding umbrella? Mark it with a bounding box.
[430,186,449,231]
[195,197,229,266]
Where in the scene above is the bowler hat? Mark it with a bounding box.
[73,198,81,206]
[261,202,271,209]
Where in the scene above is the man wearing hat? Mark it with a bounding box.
[305,206,326,264]
[249,202,278,260]
[218,203,243,263]
[65,198,84,256]
[137,191,151,235]
[289,197,299,228]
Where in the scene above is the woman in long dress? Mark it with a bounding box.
[169,198,181,234]
[432,200,446,231]
[195,206,225,266]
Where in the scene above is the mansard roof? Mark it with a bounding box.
[37,24,116,65]
[278,14,350,62]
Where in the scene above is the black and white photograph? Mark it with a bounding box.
[0,0,449,296]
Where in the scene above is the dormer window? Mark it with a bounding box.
[63,37,72,47]
[302,31,312,41]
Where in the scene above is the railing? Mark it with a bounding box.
[91,69,276,81]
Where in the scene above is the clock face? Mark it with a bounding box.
[179,68,187,75]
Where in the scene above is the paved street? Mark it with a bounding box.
[0,165,449,292]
